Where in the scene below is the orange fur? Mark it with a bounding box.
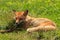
[14,10,56,32]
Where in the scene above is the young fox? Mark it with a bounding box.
[13,10,56,32]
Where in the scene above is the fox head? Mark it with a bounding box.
[13,10,28,24]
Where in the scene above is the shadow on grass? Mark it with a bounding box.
[0,19,26,33]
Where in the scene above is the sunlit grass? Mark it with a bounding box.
[0,0,60,40]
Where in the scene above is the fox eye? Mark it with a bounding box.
[16,17,18,19]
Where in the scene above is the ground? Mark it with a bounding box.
[0,0,60,40]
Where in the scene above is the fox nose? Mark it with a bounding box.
[15,23,18,24]
[15,22,18,26]
[14,22,19,27]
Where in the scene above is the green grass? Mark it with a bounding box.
[0,0,60,40]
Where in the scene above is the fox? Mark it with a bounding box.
[13,10,56,32]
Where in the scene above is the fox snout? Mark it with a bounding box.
[15,19,19,24]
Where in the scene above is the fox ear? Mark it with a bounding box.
[12,10,16,13]
[23,10,28,16]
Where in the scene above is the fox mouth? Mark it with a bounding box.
[19,20,24,23]
[16,20,25,24]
